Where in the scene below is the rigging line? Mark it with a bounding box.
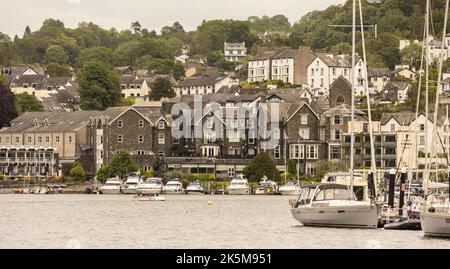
[358,0,377,198]
[430,0,449,190]
[350,0,356,190]
[408,17,428,201]
[424,0,431,193]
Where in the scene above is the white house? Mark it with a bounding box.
[224,42,247,62]
[248,51,274,82]
[307,53,367,97]
[119,76,151,98]
[175,74,238,96]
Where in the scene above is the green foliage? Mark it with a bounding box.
[45,63,72,77]
[312,160,347,181]
[145,58,185,79]
[108,150,138,179]
[0,173,6,181]
[139,169,154,180]
[243,152,280,182]
[43,44,68,65]
[287,159,298,176]
[77,47,121,68]
[149,77,175,101]
[96,165,111,183]
[0,82,18,128]
[14,93,44,115]
[69,161,86,181]
[78,61,121,110]
[400,43,422,70]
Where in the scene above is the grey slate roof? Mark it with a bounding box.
[368,68,391,78]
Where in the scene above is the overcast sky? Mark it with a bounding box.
[0,0,346,37]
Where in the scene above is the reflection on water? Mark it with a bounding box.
[0,195,448,249]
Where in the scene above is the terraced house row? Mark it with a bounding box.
[2,76,450,179]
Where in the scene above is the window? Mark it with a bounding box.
[158,151,165,158]
[158,133,165,144]
[330,145,340,159]
[332,115,342,125]
[306,145,319,159]
[301,115,308,125]
[420,135,425,145]
[117,135,123,143]
[27,137,32,143]
[173,138,180,144]
[336,95,345,105]
[55,136,60,143]
[15,137,19,144]
[137,150,145,156]
[320,68,324,76]
[299,128,310,140]
[273,128,280,139]
[289,144,304,159]
[332,68,336,76]
[420,124,425,131]
[117,120,123,128]
[390,124,396,132]
[332,129,341,140]
[228,167,235,178]
[138,136,144,143]
[306,163,316,174]
[274,145,281,159]
[158,121,165,129]
[45,136,50,143]
[38,136,42,143]
[138,120,144,128]
[68,136,72,143]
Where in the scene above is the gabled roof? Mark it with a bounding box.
[368,68,391,78]
[177,74,228,87]
[323,104,365,117]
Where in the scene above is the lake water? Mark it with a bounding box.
[0,194,449,249]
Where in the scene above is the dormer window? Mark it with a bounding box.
[32,83,37,88]
[34,119,39,127]
[117,120,123,128]
[121,84,126,89]
[23,83,29,88]
[130,84,135,89]
[47,86,53,91]
[158,121,165,129]
[136,84,142,89]
[44,120,49,127]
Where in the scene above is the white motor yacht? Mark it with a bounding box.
[137,178,163,195]
[228,176,251,195]
[185,180,205,195]
[254,176,278,195]
[421,182,450,237]
[290,183,379,229]
[279,180,301,196]
[100,178,123,194]
[163,179,184,194]
[321,172,370,201]
[122,174,142,194]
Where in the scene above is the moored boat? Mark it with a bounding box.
[185,180,205,195]
[122,174,142,194]
[254,176,278,195]
[291,183,379,229]
[137,178,163,195]
[228,175,251,195]
[163,179,184,194]
[100,177,123,194]
[279,180,301,196]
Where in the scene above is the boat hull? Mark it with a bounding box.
[138,188,162,195]
[228,188,250,195]
[163,189,183,195]
[101,188,121,194]
[291,204,379,229]
[122,188,138,194]
[279,189,301,196]
[185,190,204,195]
[421,212,450,237]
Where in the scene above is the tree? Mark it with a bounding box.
[96,165,111,183]
[78,61,121,110]
[43,45,69,65]
[45,63,72,77]
[243,152,280,182]
[108,151,138,179]
[76,47,121,69]
[69,161,86,181]
[14,93,44,115]
[400,43,422,70]
[24,26,31,37]
[131,21,142,35]
[149,77,175,101]
[331,42,352,55]
[0,79,18,128]
[287,159,298,176]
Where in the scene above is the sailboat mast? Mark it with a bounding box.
[358,0,377,198]
[424,0,430,192]
[431,0,450,190]
[350,0,356,179]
